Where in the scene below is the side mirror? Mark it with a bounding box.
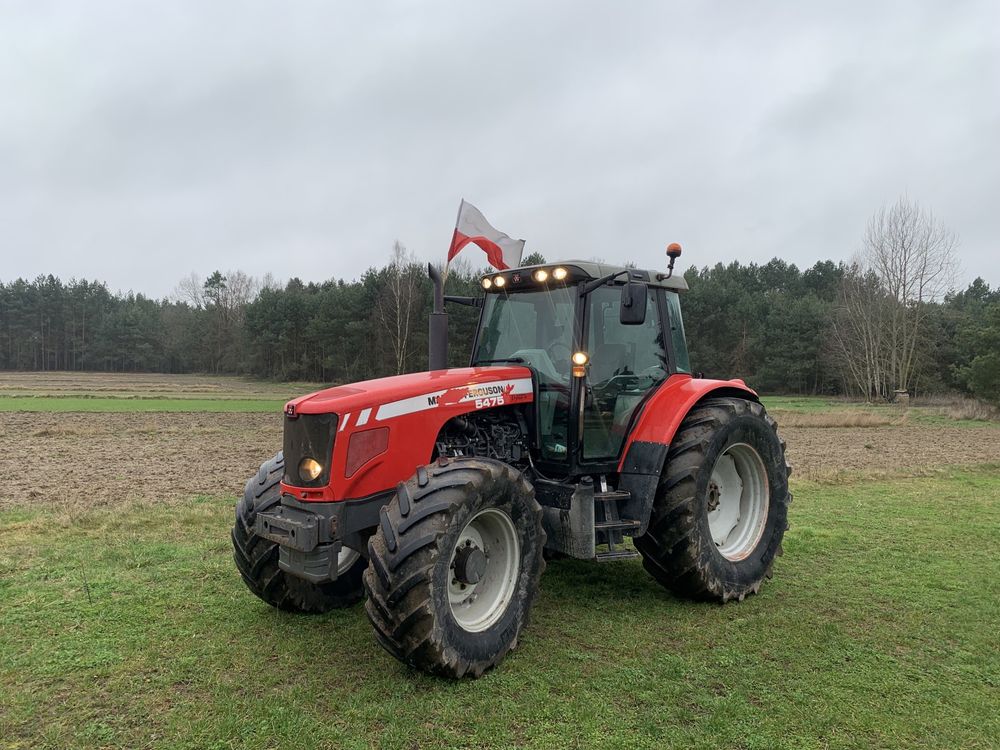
[619,282,647,325]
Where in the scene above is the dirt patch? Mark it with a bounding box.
[0,412,282,513]
[1,412,998,513]
[0,371,324,400]
[781,424,1000,481]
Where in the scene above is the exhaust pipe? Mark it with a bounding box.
[428,264,448,370]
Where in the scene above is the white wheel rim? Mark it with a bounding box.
[337,546,360,575]
[447,508,520,633]
[707,443,769,561]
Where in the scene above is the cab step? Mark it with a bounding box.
[594,519,642,532]
[594,489,632,504]
[591,477,642,561]
[595,549,640,562]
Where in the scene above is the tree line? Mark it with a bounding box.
[1,201,997,403]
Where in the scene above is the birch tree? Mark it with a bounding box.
[374,241,422,374]
[830,197,958,400]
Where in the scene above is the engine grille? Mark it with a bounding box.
[282,412,337,487]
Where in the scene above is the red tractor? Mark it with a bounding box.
[232,249,790,678]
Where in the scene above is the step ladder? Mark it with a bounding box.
[593,476,640,562]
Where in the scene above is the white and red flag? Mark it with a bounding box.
[447,200,524,271]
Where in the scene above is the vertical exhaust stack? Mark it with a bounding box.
[428,264,448,371]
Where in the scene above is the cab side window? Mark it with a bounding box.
[582,286,668,459]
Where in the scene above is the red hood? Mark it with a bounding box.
[286,366,533,418]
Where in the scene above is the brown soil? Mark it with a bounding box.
[0,412,282,513]
[781,424,1000,481]
[0,371,324,400]
[1,413,997,513]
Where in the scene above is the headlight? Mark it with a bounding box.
[481,277,492,289]
[299,457,323,482]
[493,275,506,288]
[532,269,549,282]
[553,267,568,280]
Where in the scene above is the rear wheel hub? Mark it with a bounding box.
[707,442,770,561]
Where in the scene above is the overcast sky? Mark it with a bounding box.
[2,1,997,298]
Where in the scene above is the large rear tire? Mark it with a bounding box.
[232,453,366,613]
[363,457,545,678]
[634,397,791,602]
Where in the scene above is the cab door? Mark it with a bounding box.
[580,285,669,461]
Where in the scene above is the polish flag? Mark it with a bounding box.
[447,200,525,271]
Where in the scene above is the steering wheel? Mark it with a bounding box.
[545,342,572,377]
[594,373,641,396]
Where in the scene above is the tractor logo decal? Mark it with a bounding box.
[373,378,532,423]
[434,383,514,408]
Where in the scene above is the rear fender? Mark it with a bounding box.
[616,373,759,534]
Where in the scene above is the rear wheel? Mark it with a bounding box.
[232,453,366,613]
[635,397,791,602]
[363,457,545,678]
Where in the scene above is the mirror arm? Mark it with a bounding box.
[580,270,628,296]
[444,295,482,308]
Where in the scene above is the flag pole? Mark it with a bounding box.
[443,199,465,285]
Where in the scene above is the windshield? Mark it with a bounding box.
[473,287,577,384]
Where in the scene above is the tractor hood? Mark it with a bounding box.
[285,365,534,422]
[283,365,535,502]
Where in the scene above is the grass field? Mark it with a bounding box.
[2,372,999,749]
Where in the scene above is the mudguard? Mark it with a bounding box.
[616,373,759,534]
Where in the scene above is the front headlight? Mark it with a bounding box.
[299,457,323,482]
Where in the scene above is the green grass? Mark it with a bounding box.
[0,396,286,412]
[2,470,998,749]
[759,396,868,413]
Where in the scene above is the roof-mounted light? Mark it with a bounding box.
[481,277,492,289]
[552,267,568,281]
[532,269,549,282]
[659,242,683,281]
[493,275,506,288]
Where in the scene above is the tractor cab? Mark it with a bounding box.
[470,260,691,477]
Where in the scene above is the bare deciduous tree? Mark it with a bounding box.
[830,197,958,400]
[375,241,422,375]
[174,272,205,308]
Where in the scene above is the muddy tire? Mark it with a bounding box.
[363,457,545,678]
[232,453,366,612]
[634,397,791,602]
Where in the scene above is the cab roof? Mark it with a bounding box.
[483,259,689,292]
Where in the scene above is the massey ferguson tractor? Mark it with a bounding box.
[232,247,790,678]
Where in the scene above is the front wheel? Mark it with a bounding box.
[635,397,791,602]
[363,457,545,678]
[232,453,366,612]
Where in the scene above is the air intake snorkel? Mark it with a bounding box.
[428,264,448,371]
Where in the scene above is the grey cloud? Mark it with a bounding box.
[0,0,997,296]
